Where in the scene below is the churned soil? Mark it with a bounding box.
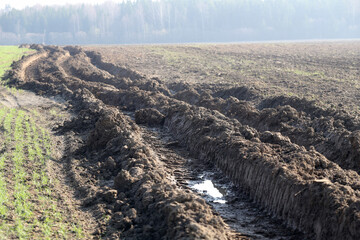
[5,42,360,239]
[86,42,360,114]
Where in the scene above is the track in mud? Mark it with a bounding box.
[6,44,360,239]
[128,111,304,239]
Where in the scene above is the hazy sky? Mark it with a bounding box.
[0,0,127,10]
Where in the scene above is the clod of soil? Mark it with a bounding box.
[135,108,165,126]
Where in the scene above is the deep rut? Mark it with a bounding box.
[133,113,306,239]
[71,51,311,238]
[61,51,307,238]
[7,45,360,240]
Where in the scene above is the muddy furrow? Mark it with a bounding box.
[83,49,144,81]
[131,111,306,239]
[81,48,360,174]
[20,51,48,82]
[9,45,360,240]
[170,85,360,173]
[11,46,239,239]
[14,47,303,239]
[62,46,172,96]
[68,47,360,239]
[7,48,47,87]
[64,92,239,239]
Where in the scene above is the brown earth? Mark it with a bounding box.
[5,42,360,239]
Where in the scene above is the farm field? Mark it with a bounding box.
[1,42,360,239]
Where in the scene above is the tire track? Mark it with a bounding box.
[82,48,360,174]
[20,51,48,82]
[13,46,238,239]
[8,45,360,240]
[77,53,309,239]
[58,46,360,239]
[131,112,306,239]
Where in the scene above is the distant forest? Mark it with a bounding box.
[0,0,359,45]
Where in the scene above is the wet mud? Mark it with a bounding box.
[6,44,360,239]
[131,111,304,239]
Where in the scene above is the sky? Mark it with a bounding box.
[0,0,127,10]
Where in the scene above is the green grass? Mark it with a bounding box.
[0,107,86,239]
[0,47,86,239]
[287,68,325,78]
[0,153,8,218]
[0,46,35,80]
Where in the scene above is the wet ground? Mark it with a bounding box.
[133,110,308,239]
[189,173,305,240]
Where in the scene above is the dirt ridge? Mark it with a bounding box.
[172,88,360,173]
[9,45,239,239]
[83,47,360,173]
[8,45,360,239]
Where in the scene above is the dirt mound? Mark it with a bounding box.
[259,95,360,130]
[173,88,201,105]
[8,44,360,240]
[84,49,172,96]
[63,45,83,55]
[213,86,260,101]
[19,43,31,48]
[167,81,193,94]
[85,50,144,81]
[135,108,165,126]
[164,103,360,239]
[66,91,231,239]
[169,87,360,173]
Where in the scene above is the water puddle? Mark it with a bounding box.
[188,171,307,240]
[190,177,226,204]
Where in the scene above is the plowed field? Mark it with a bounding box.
[3,42,360,239]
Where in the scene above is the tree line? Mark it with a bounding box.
[0,0,359,45]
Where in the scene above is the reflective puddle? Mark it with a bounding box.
[191,178,226,204]
[187,171,307,239]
